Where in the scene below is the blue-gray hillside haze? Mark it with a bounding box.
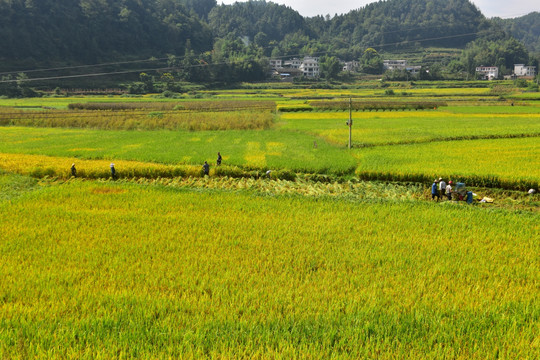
[219,0,539,18]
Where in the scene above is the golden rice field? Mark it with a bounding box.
[0,86,539,358]
[0,108,274,131]
[0,176,538,359]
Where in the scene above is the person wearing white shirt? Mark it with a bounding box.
[438,178,446,198]
[446,181,453,201]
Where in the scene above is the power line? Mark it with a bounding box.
[0,30,490,84]
[0,57,170,76]
[0,19,502,78]
[0,23,479,77]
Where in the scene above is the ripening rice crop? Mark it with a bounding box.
[0,153,197,179]
[354,137,540,190]
[0,127,358,176]
[0,153,307,181]
[0,179,538,358]
[281,108,540,146]
[0,108,274,131]
[68,100,276,112]
[308,100,446,111]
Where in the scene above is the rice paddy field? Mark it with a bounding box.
[0,83,539,358]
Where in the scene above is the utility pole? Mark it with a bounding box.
[348,97,352,150]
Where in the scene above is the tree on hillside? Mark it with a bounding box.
[493,12,540,54]
[180,0,217,20]
[208,1,307,42]
[360,48,383,74]
[462,38,529,75]
[319,56,342,79]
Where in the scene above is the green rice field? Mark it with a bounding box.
[0,84,538,358]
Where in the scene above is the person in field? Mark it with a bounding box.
[431,179,440,201]
[446,181,453,201]
[217,152,222,166]
[110,163,117,180]
[71,163,76,177]
[438,178,446,198]
[202,161,209,176]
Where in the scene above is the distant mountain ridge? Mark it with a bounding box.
[493,12,540,54]
[312,0,488,49]
[0,0,537,76]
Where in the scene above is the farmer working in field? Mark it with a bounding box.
[71,163,76,177]
[446,181,453,201]
[431,179,440,201]
[110,163,117,180]
[217,152,222,166]
[438,178,446,198]
[203,161,210,176]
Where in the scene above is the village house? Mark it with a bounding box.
[476,66,499,80]
[383,60,407,71]
[283,58,302,69]
[272,57,321,78]
[342,60,359,72]
[406,66,422,75]
[269,59,282,69]
[300,56,320,77]
[514,64,537,78]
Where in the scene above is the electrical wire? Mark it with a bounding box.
[0,29,501,84]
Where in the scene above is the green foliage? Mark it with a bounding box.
[0,0,534,89]
[360,48,383,75]
[514,78,529,88]
[0,0,213,64]
[462,38,529,75]
[310,0,485,49]
[179,0,217,20]
[527,83,539,92]
[208,1,306,42]
[319,56,342,80]
[493,12,540,54]
[0,73,40,98]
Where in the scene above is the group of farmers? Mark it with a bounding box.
[69,153,222,180]
[431,177,453,201]
[70,163,117,179]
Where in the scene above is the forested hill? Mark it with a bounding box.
[0,0,214,67]
[0,0,537,75]
[208,1,308,42]
[314,0,489,49]
[493,12,540,54]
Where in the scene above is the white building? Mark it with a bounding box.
[406,66,422,75]
[342,60,359,72]
[283,58,302,69]
[269,59,282,69]
[383,60,407,71]
[299,57,320,77]
[476,66,499,80]
[514,64,536,77]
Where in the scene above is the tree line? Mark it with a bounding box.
[0,0,538,94]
